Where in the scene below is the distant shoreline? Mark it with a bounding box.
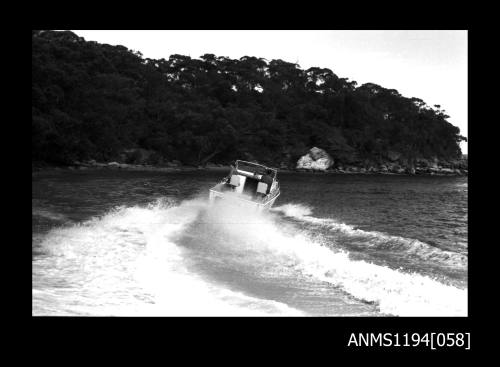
[32,162,467,177]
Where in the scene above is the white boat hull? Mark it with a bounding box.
[209,188,279,211]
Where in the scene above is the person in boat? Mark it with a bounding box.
[226,162,239,189]
[260,169,273,195]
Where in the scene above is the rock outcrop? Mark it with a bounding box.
[296,147,334,171]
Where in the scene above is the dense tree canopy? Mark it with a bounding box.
[32,30,466,167]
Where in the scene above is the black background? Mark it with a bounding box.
[26,7,484,357]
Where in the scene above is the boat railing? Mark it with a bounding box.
[236,160,278,179]
[263,181,280,202]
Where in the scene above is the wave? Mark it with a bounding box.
[272,203,467,268]
[202,203,467,316]
[32,199,303,316]
[32,198,467,316]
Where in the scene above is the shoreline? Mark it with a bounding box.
[32,162,468,177]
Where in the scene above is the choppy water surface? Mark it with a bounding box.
[32,170,467,316]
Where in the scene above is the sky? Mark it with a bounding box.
[72,30,468,154]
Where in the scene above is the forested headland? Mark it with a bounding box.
[32,30,467,173]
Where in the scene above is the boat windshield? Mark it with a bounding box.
[236,160,276,178]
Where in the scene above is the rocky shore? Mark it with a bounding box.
[32,160,229,174]
[32,147,467,176]
[32,158,467,177]
[294,147,467,176]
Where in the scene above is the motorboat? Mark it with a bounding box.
[209,160,280,211]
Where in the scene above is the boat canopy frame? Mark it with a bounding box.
[235,160,278,179]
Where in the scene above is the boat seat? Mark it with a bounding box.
[229,175,240,187]
[256,182,268,195]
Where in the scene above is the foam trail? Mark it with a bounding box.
[32,199,303,316]
[272,203,467,268]
[32,198,467,316]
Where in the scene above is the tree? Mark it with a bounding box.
[32,30,465,167]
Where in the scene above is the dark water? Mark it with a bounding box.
[32,170,467,316]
